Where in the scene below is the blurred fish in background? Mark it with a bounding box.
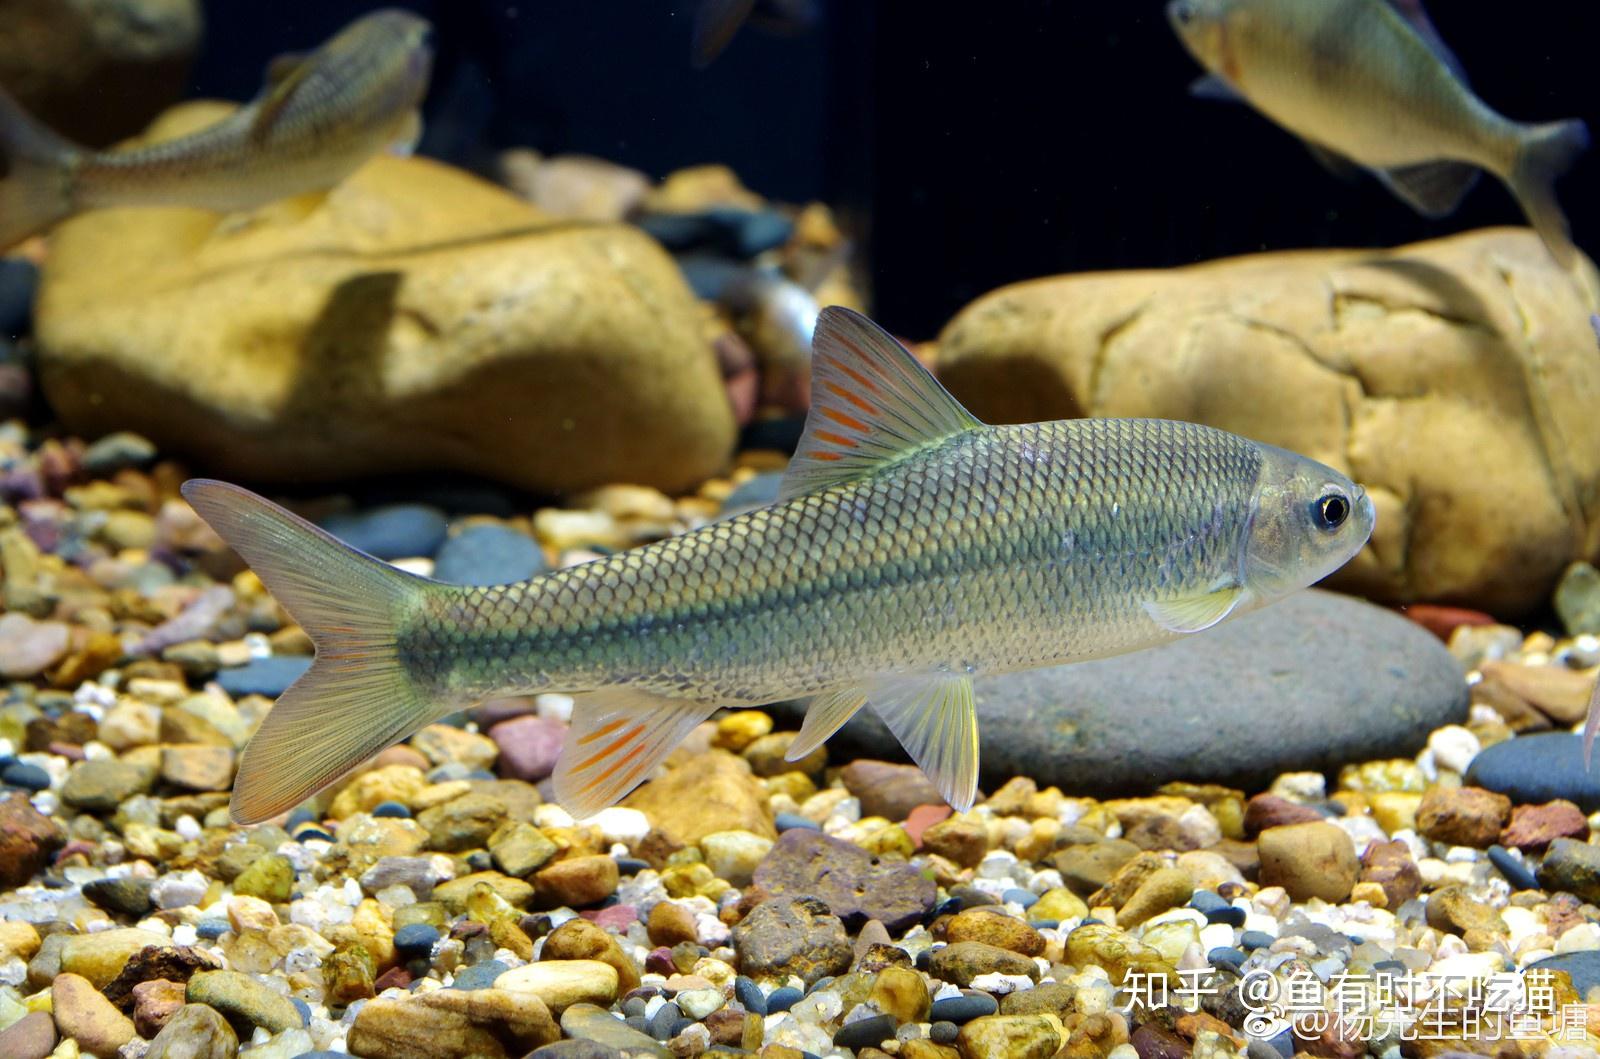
[692,0,820,68]
[1168,0,1589,273]
[0,8,432,249]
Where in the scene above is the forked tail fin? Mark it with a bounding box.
[0,85,80,250]
[1507,118,1589,271]
[181,479,448,824]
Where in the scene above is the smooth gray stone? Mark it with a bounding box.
[1467,732,1600,812]
[769,589,1466,796]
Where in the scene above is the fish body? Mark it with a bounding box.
[184,308,1373,825]
[1168,0,1587,267]
[0,9,432,248]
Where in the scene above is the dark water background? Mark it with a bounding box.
[193,1,1598,338]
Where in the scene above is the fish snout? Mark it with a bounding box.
[1167,0,1198,29]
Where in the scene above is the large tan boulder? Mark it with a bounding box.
[36,103,736,497]
[936,228,1600,616]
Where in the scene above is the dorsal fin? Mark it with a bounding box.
[778,307,982,501]
[250,56,317,142]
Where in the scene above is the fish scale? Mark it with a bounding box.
[412,418,1262,706]
[182,306,1373,824]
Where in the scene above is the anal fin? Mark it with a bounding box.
[1373,160,1480,218]
[554,688,722,818]
[868,673,980,812]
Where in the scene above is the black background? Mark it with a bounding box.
[193,1,1599,339]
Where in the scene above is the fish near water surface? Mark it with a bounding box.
[692,0,819,68]
[0,9,432,250]
[183,307,1374,825]
[1168,0,1589,270]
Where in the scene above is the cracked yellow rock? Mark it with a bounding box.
[36,102,735,497]
[936,228,1600,615]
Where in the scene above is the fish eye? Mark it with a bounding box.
[1312,492,1350,532]
[1171,2,1195,24]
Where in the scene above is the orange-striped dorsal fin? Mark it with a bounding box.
[778,307,983,502]
[552,688,723,819]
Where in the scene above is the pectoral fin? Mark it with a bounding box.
[1143,586,1244,634]
[553,688,722,818]
[867,673,980,812]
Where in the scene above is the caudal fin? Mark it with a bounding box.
[0,85,79,250]
[1508,118,1589,270]
[181,479,448,824]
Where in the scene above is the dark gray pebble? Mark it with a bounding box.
[82,876,153,917]
[1,761,50,791]
[930,1021,959,1044]
[82,432,157,476]
[615,858,650,876]
[929,992,998,1024]
[1489,844,1541,890]
[394,923,440,957]
[833,1014,898,1050]
[766,986,802,1013]
[1468,733,1600,811]
[774,812,820,833]
[433,524,547,587]
[1239,930,1274,951]
[950,884,997,909]
[621,997,648,1019]
[320,504,448,561]
[1188,891,1227,914]
[1208,946,1246,970]
[451,959,508,990]
[286,807,315,830]
[1206,906,1247,928]
[734,976,766,1016]
[290,997,311,1026]
[372,801,411,818]
[647,1002,686,1041]
[1526,951,1600,995]
[216,656,313,698]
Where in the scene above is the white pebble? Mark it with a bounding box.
[967,972,1033,995]
[536,694,574,722]
[29,792,57,817]
[534,804,576,830]
[677,987,725,1019]
[175,815,202,841]
[1199,923,1234,953]
[1269,772,1325,802]
[1556,922,1600,954]
[171,924,198,947]
[1427,726,1480,774]
[151,870,208,910]
[0,957,26,987]
[589,807,650,845]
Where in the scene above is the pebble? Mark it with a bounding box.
[373,800,412,818]
[452,959,510,991]
[394,923,441,957]
[775,812,820,832]
[1256,822,1359,902]
[496,960,620,1011]
[1,760,50,791]
[51,972,137,1056]
[834,1013,898,1050]
[433,523,548,586]
[766,986,803,1013]
[1487,845,1540,891]
[1467,733,1600,810]
[320,504,449,560]
[0,1011,55,1059]
[753,829,936,931]
[733,976,766,1015]
[489,714,567,783]
[1537,838,1600,903]
[929,992,999,1024]
[1526,951,1600,995]
[1239,930,1275,951]
[215,655,313,698]
[185,969,304,1033]
[0,613,70,679]
[731,896,851,985]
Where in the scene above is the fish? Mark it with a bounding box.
[0,9,433,250]
[1168,0,1589,269]
[692,0,819,68]
[182,306,1375,826]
